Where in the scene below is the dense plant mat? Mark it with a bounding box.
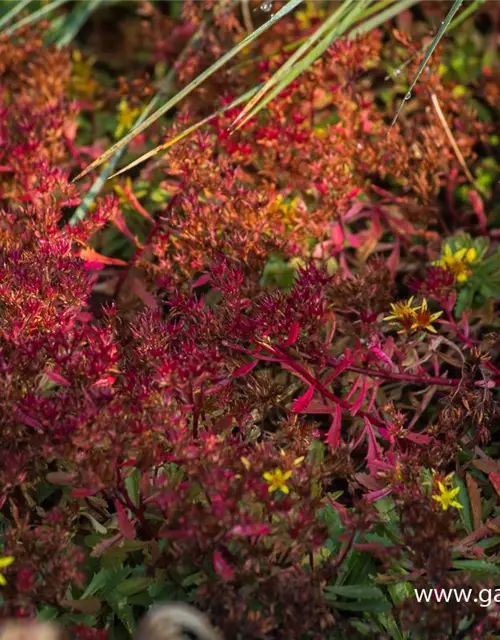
[1,1,500,638]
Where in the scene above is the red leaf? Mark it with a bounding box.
[71,487,99,498]
[129,276,158,310]
[468,191,487,232]
[44,371,71,387]
[92,375,116,388]
[326,404,342,447]
[46,472,75,486]
[365,487,393,502]
[306,400,336,414]
[349,376,367,416]
[292,385,314,413]
[114,500,136,540]
[364,417,382,472]
[405,432,432,445]
[232,360,258,377]
[80,248,127,268]
[213,549,234,580]
[229,523,271,537]
[490,473,500,499]
[283,322,300,347]
[191,274,211,289]
[112,210,142,248]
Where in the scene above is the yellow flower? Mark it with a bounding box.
[385,297,442,334]
[115,99,141,139]
[263,468,292,494]
[0,556,14,586]
[434,245,477,283]
[384,296,419,333]
[411,298,442,334]
[432,482,463,511]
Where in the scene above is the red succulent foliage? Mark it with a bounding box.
[1,4,500,639]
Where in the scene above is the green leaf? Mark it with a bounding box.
[107,595,136,634]
[81,567,131,599]
[124,468,141,508]
[37,606,59,621]
[324,584,384,600]
[328,599,391,612]
[455,476,473,534]
[454,286,475,319]
[116,577,152,597]
[452,559,500,574]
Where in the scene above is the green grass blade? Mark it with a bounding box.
[108,85,262,180]
[232,0,370,130]
[386,0,484,80]
[69,95,161,226]
[0,0,32,32]
[3,0,68,37]
[391,0,465,126]
[349,0,419,37]
[70,15,210,224]
[231,0,355,129]
[446,0,485,30]
[74,0,305,182]
[52,0,108,48]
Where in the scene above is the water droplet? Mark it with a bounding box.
[405,92,412,101]
[260,2,272,12]
[394,68,401,77]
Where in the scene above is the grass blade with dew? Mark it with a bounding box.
[386,0,486,81]
[232,0,370,131]
[69,98,161,226]
[108,86,262,180]
[391,0,464,126]
[73,0,305,182]
[3,0,68,37]
[107,0,418,176]
[0,0,32,32]
[230,0,355,130]
[70,6,213,224]
[233,0,421,129]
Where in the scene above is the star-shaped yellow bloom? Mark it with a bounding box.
[411,298,442,334]
[385,297,442,334]
[263,468,292,494]
[434,245,477,283]
[0,556,14,586]
[432,482,463,511]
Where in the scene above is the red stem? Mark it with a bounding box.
[268,345,386,428]
[343,364,500,388]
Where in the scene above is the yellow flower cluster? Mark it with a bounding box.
[434,245,477,283]
[384,297,442,334]
[431,472,463,511]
